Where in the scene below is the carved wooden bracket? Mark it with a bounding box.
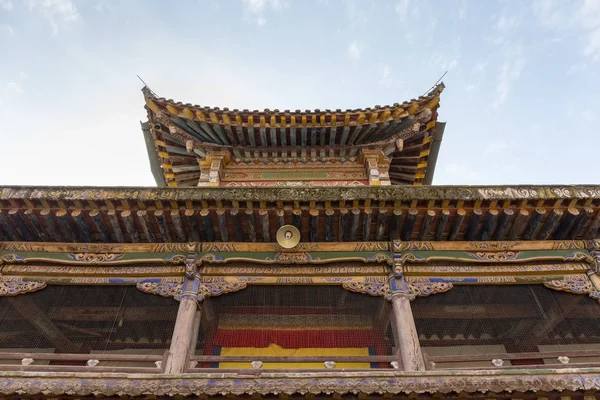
[136,279,247,303]
[543,275,600,302]
[0,279,46,296]
[341,277,453,301]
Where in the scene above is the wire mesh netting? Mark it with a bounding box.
[412,284,600,367]
[0,285,178,365]
[195,285,393,368]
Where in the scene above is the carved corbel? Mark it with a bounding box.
[388,275,453,301]
[0,254,25,265]
[340,276,452,302]
[543,275,600,302]
[198,151,230,187]
[361,149,390,186]
[0,278,47,296]
[136,278,247,303]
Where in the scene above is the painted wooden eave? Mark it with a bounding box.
[0,185,599,244]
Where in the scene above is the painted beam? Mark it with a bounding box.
[201,209,215,242]
[23,209,49,242]
[325,209,334,242]
[537,209,563,240]
[309,209,319,242]
[245,209,257,242]
[376,209,388,241]
[389,209,402,240]
[448,208,466,241]
[292,209,302,233]
[40,209,61,242]
[0,210,20,241]
[170,210,187,242]
[418,210,436,241]
[8,209,35,241]
[402,208,418,241]
[339,208,348,242]
[350,208,360,241]
[508,209,529,240]
[464,209,482,241]
[362,208,372,241]
[217,209,229,242]
[230,209,244,242]
[184,210,201,242]
[490,208,512,241]
[479,209,499,241]
[55,210,75,242]
[260,209,270,242]
[585,209,600,239]
[121,210,140,243]
[522,208,546,240]
[89,209,110,242]
[553,208,579,240]
[434,209,450,241]
[137,210,156,242]
[569,207,593,239]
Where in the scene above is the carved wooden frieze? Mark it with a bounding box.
[4,185,600,202]
[136,278,247,302]
[543,275,600,301]
[0,368,598,396]
[0,279,46,296]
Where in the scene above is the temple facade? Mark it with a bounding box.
[0,84,600,399]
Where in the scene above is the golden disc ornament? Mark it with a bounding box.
[276,225,301,249]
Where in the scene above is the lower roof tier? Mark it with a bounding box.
[0,185,599,244]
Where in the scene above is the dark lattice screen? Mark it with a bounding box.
[0,286,178,357]
[195,285,392,368]
[412,285,600,367]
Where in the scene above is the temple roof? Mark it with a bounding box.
[0,185,599,244]
[142,84,445,187]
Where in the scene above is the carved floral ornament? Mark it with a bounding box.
[341,278,453,301]
[4,185,600,202]
[543,276,600,302]
[136,280,247,303]
[0,369,598,396]
[0,279,46,296]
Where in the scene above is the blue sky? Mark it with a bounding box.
[1,0,599,186]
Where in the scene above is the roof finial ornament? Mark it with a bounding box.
[422,71,447,96]
[137,75,157,97]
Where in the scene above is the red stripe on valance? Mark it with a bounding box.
[212,329,383,348]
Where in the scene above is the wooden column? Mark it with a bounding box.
[164,293,201,374]
[390,293,425,371]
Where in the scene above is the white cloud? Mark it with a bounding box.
[465,84,476,92]
[532,0,565,28]
[1,24,14,37]
[395,0,409,21]
[496,14,520,33]
[378,66,405,89]
[430,52,460,71]
[241,0,289,26]
[441,163,480,183]
[484,139,509,155]
[472,62,487,74]
[581,0,600,60]
[493,46,525,109]
[25,0,80,34]
[0,0,12,10]
[7,81,23,93]
[347,40,361,60]
[458,0,467,20]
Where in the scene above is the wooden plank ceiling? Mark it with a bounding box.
[0,186,599,244]
[143,84,444,187]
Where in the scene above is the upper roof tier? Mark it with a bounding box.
[142,84,445,187]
